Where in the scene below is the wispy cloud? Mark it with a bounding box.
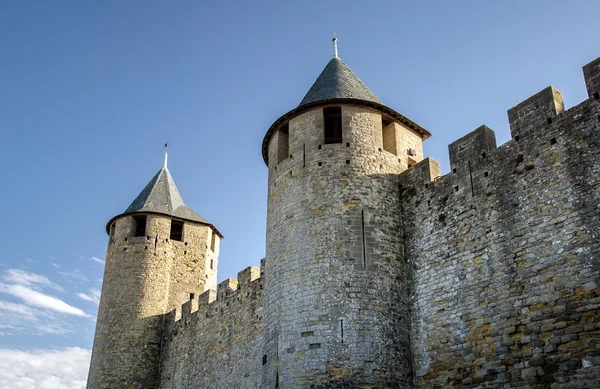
[3,269,63,291]
[59,269,89,284]
[90,256,105,265]
[0,300,35,315]
[0,283,89,317]
[0,299,72,336]
[0,347,90,389]
[77,289,101,305]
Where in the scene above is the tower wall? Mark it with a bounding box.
[263,105,421,388]
[87,214,217,389]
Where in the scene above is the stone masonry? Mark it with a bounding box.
[87,54,600,388]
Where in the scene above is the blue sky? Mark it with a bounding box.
[0,1,598,387]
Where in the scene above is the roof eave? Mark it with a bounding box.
[261,98,431,165]
[105,210,224,239]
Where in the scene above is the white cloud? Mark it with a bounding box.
[0,347,90,389]
[59,270,89,284]
[89,257,105,265]
[0,283,89,317]
[0,300,72,336]
[0,300,35,315]
[77,289,101,305]
[4,269,63,291]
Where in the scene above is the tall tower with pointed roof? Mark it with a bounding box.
[87,159,222,389]
[261,40,430,387]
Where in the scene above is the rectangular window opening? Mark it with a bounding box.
[324,107,342,144]
[550,137,557,145]
[277,123,289,164]
[170,220,184,241]
[133,215,147,237]
[189,293,195,300]
[210,231,216,251]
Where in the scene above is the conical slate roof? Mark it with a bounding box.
[299,57,382,106]
[123,166,209,224]
[106,165,220,235]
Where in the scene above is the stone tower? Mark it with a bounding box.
[86,156,222,389]
[261,40,431,387]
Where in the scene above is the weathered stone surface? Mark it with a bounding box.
[88,56,600,389]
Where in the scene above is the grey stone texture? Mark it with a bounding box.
[87,56,600,388]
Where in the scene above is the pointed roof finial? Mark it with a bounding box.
[332,35,338,58]
[164,141,170,169]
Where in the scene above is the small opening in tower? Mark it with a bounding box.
[323,107,342,144]
[515,135,520,142]
[594,92,599,100]
[133,215,147,237]
[547,118,553,125]
[210,259,214,270]
[189,293,195,300]
[277,123,289,164]
[481,152,487,159]
[170,220,184,241]
[210,230,216,251]
[550,137,557,145]
[484,171,489,177]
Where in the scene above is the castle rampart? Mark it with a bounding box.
[87,53,600,389]
[159,264,264,389]
[399,58,600,387]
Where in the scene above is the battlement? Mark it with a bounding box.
[583,56,600,99]
[398,56,600,387]
[400,55,600,200]
[166,263,263,327]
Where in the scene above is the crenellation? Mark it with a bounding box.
[508,86,564,141]
[89,53,600,389]
[583,57,600,99]
[238,266,261,288]
[399,59,600,387]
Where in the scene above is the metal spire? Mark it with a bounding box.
[164,142,170,169]
[332,36,338,58]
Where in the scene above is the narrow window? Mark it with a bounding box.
[381,117,396,155]
[210,231,216,251]
[324,107,342,144]
[189,293,195,300]
[277,123,289,164]
[361,210,367,268]
[133,215,147,237]
[210,259,214,270]
[170,220,184,241]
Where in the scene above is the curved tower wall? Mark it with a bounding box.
[263,105,423,388]
[87,213,218,389]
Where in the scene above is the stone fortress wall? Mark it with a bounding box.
[87,56,600,389]
[156,57,599,389]
[159,264,264,389]
[400,58,600,387]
